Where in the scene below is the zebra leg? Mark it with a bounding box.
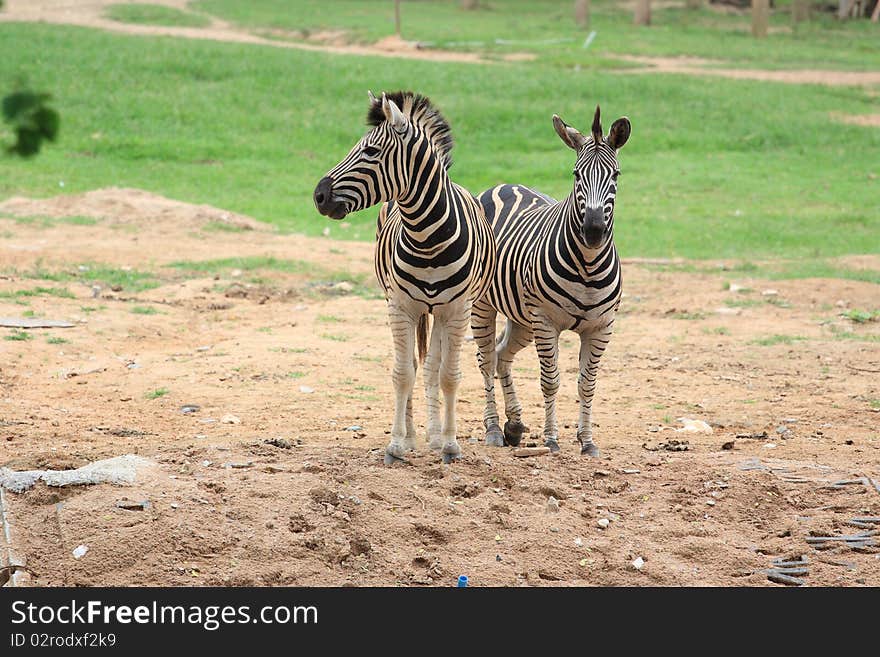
[471,300,503,447]
[404,353,418,451]
[436,308,470,463]
[533,318,562,453]
[385,306,417,465]
[423,320,443,450]
[495,319,533,446]
[576,328,611,457]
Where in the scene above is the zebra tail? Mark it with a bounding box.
[417,313,429,365]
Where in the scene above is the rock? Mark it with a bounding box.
[309,486,337,505]
[72,545,89,559]
[115,499,149,511]
[761,289,778,297]
[597,518,610,529]
[264,437,292,449]
[546,496,560,513]
[631,556,645,571]
[350,535,371,556]
[707,499,716,506]
[224,461,253,469]
[345,425,363,432]
[574,537,583,548]
[220,414,240,424]
[180,404,200,414]
[299,385,315,394]
[622,468,640,474]
[512,446,550,458]
[675,418,713,434]
[722,440,736,450]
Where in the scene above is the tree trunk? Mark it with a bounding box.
[792,0,809,22]
[634,0,651,25]
[575,0,590,28]
[752,0,769,38]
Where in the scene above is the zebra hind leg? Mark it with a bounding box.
[436,309,470,463]
[576,329,610,458]
[533,318,561,453]
[471,300,503,447]
[495,319,532,446]
[423,320,443,451]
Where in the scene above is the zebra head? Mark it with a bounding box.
[553,106,631,249]
[314,91,448,221]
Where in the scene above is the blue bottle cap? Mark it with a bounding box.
[457,575,468,587]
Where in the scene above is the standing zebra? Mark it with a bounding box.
[314,91,496,464]
[472,106,630,456]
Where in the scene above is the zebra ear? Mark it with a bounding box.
[368,90,378,105]
[607,117,631,151]
[591,105,603,145]
[382,93,407,133]
[553,114,587,151]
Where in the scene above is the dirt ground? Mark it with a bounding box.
[0,189,878,587]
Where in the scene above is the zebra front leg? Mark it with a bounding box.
[436,308,470,463]
[576,328,611,457]
[423,320,443,450]
[533,318,561,453]
[495,319,532,446]
[471,300,503,447]
[385,307,417,465]
[404,353,418,451]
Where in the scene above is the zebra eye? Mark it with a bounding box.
[572,170,581,180]
[612,170,621,180]
[363,146,381,158]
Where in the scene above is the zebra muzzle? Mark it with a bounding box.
[313,176,348,220]
[582,208,606,248]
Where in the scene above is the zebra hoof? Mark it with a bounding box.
[544,438,560,454]
[383,452,410,466]
[441,451,461,464]
[580,442,600,458]
[503,420,527,447]
[485,424,504,448]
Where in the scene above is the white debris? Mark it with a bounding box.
[299,385,315,394]
[631,556,645,571]
[763,443,777,449]
[675,418,713,434]
[761,289,778,297]
[729,283,745,293]
[0,455,154,493]
[597,518,610,529]
[220,414,240,424]
[707,499,716,506]
[72,545,89,559]
[574,537,583,548]
[715,307,742,316]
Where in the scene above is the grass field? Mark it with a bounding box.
[194,0,880,71]
[0,8,878,261]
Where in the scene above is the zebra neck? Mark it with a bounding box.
[395,161,458,250]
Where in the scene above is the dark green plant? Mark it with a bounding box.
[2,87,60,157]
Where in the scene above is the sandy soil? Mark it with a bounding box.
[4,1,879,85]
[0,190,878,587]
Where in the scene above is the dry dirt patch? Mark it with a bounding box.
[1,189,878,586]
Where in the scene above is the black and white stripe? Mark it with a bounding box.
[471,105,631,456]
[314,91,496,464]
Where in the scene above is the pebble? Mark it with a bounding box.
[546,496,560,513]
[707,499,716,506]
[170,503,179,509]
[597,518,610,529]
[763,443,777,449]
[220,414,240,424]
[761,289,778,297]
[180,404,201,414]
[299,385,315,394]
[574,537,583,548]
[345,425,363,432]
[622,468,640,474]
[72,545,89,559]
[631,556,645,571]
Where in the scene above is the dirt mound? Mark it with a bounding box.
[0,187,266,231]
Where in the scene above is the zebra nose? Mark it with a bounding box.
[314,176,333,211]
[582,208,605,247]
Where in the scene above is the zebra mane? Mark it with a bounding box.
[367,91,454,170]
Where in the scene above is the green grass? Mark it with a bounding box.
[4,330,32,341]
[316,314,342,323]
[105,3,211,28]
[130,305,159,315]
[750,334,807,346]
[0,18,878,265]
[46,336,68,345]
[0,286,75,299]
[669,312,705,320]
[145,387,169,399]
[169,256,313,275]
[287,371,306,379]
[842,309,879,323]
[321,333,349,342]
[15,264,161,292]
[3,214,98,228]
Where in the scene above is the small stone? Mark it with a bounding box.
[574,537,583,548]
[622,468,640,474]
[170,503,179,509]
[631,556,645,571]
[546,496,560,513]
[220,414,240,424]
[72,545,89,559]
[299,385,315,394]
[707,499,716,506]
[763,443,777,449]
[722,441,735,450]
[345,425,363,432]
[180,404,200,414]
[597,518,610,529]
[761,289,778,297]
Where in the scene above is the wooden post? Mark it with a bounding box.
[792,0,810,22]
[575,0,590,28]
[634,0,651,25]
[394,0,401,35]
[752,0,769,38]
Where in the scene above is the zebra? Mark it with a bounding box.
[471,105,631,456]
[313,91,496,465]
